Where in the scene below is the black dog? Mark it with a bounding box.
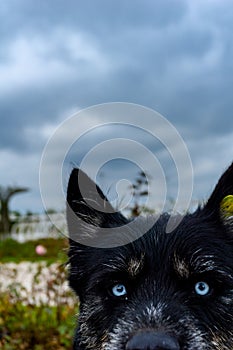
[67,163,233,349]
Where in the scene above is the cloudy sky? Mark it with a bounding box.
[1,0,233,215]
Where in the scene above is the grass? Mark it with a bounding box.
[0,288,78,349]
[0,237,68,263]
[0,243,78,350]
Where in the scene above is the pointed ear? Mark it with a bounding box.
[66,168,127,245]
[67,167,114,220]
[203,162,233,226]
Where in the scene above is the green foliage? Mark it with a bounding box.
[0,297,77,349]
[0,238,68,263]
[0,261,78,349]
[128,171,154,217]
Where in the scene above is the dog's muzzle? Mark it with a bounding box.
[125,330,180,350]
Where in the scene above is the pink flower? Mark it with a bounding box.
[35,244,47,256]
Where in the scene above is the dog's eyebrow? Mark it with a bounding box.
[193,258,216,273]
[190,252,233,280]
[101,253,145,278]
[102,254,129,272]
[127,254,145,277]
[190,252,219,274]
[173,251,233,280]
[173,254,190,279]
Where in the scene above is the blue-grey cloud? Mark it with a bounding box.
[1,0,233,213]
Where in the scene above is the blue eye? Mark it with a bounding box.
[195,281,210,296]
[112,284,127,297]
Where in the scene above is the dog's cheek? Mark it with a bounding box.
[210,334,233,350]
[188,296,233,349]
[77,296,114,350]
[179,316,233,350]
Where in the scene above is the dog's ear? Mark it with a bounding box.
[66,168,128,246]
[203,162,233,227]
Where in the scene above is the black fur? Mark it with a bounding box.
[67,163,233,350]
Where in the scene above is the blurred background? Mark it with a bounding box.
[1,0,233,348]
[1,0,233,215]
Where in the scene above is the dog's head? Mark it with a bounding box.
[67,163,233,350]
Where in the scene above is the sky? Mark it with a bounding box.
[1,0,233,216]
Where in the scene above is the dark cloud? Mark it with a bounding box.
[1,0,187,37]
[1,0,233,145]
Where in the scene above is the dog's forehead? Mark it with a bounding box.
[114,213,229,277]
[99,212,230,280]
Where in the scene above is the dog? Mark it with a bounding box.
[67,163,233,349]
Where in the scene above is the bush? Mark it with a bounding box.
[0,262,78,349]
[0,295,77,349]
